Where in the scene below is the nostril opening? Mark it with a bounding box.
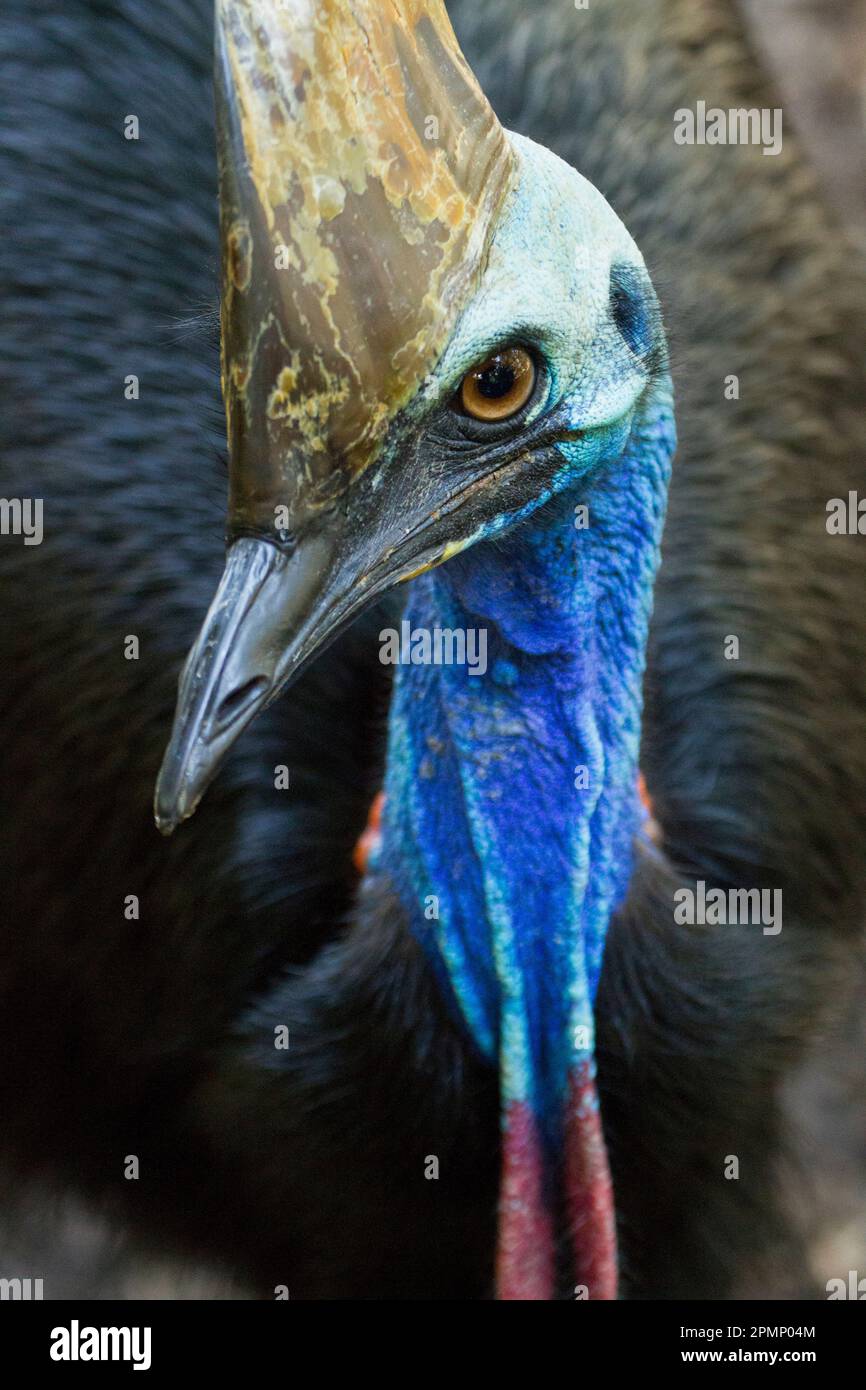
[215,676,269,730]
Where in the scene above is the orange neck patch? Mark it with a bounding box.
[353,790,386,875]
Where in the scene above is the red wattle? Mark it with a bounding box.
[564,1061,618,1299]
[496,1101,556,1299]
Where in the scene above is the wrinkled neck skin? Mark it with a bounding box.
[370,379,675,1296]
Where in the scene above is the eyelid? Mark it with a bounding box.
[513,349,552,425]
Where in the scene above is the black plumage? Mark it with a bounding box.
[0,0,864,1297]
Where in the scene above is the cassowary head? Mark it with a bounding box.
[156,0,674,1299]
[156,0,666,828]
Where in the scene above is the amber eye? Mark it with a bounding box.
[459,346,536,422]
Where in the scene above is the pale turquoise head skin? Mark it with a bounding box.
[368,127,676,1177]
[401,131,663,551]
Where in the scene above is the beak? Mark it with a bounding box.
[155,533,347,834]
[157,2,517,834]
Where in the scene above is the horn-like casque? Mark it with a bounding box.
[216,0,516,539]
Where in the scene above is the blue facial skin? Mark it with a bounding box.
[368,133,677,1160]
[374,390,674,1152]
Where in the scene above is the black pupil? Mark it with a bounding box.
[477,359,516,399]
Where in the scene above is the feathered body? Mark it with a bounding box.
[0,0,864,1297]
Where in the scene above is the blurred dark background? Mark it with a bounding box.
[743,0,866,242]
[740,0,866,1298]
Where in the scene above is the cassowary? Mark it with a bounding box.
[0,0,864,1300]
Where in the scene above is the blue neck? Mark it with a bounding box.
[373,386,674,1147]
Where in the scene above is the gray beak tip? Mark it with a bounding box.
[153,767,200,836]
[153,534,343,833]
[153,800,184,837]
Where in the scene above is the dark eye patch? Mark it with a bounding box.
[609,262,654,357]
